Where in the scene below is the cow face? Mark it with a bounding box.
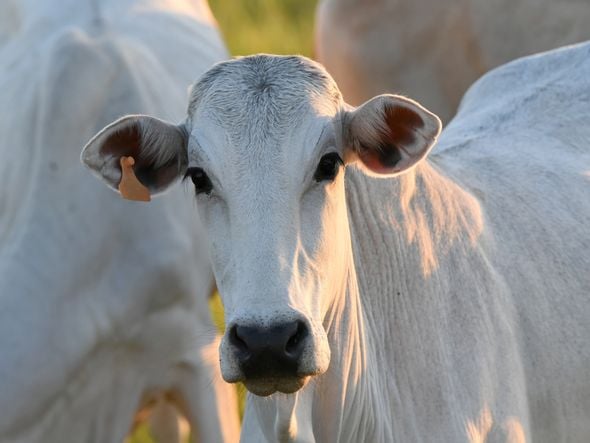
[82,55,441,396]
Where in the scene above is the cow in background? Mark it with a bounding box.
[0,0,239,441]
[315,0,590,122]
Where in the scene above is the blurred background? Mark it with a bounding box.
[210,0,317,57]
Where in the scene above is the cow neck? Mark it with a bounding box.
[346,158,485,338]
[314,250,392,442]
[339,160,485,440]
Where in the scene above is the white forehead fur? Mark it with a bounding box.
[187,55,342,144]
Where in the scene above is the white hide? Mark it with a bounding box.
[82,45,590,442]
[315,0,590,122]
[0,1,239,442]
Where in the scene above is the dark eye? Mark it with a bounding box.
[314,152,343,182]
[184,167,213,195]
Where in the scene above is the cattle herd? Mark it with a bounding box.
[1,1,589,442]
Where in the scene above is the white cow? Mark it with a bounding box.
[82,41,590,442]
[315,0,590,123]
[0,0,239,441]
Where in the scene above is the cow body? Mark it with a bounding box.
[315,0,590,122]
[0,1,239,441]
[82,40,590,442]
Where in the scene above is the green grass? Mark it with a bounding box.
[128,2,317,441]
[127,423,156,443]
[209,0,318,57]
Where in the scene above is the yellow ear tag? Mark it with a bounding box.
[118,156,151,202]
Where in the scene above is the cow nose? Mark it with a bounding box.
[229,320,309,377]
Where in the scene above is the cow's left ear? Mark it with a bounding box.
[342,94,441,176]
[81,115,188,200]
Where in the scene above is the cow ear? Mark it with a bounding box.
[81,115,188,200]
[343,94,441,176]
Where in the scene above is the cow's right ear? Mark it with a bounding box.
[81,115,188,200]
[342,94,441,177]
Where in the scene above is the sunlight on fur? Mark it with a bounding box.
[466,407,527,443]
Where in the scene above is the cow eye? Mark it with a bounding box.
[314,152,343,182]
[185,167,213,195]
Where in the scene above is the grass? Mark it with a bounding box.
[209,0,318,57]
[128,423,157,443]
[128,2,317,441]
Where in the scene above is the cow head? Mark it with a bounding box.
[82,55,441,396]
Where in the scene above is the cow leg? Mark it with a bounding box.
[147,393,183,443]
[173,337,240,443]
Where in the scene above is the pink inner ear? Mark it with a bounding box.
[359,151,399,174]
[381,104,424,149]
[100,124,142,159]
[357,103,429,174]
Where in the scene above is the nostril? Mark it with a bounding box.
[230,320,309,378]
[229,324,249,354]
[285,321,308,356]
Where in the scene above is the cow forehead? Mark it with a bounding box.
[187,55,341,140]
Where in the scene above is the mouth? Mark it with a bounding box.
[243,375,310,397]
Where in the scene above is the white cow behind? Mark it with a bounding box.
[0,0,239,441]
[315,0,590,122]
[82,41,590,442]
